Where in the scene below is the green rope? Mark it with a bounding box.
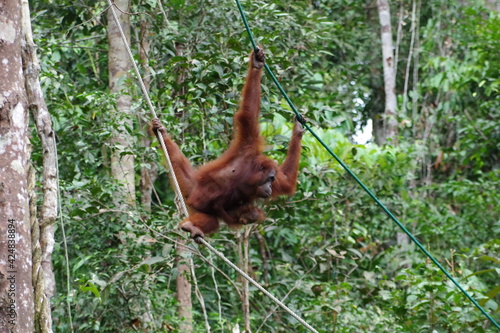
[234,0,500,329]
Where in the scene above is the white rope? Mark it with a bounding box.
[106,3,319,332]
[199,238,319,333]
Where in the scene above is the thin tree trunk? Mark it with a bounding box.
[377,0,398,145]
[21,1,57,331]
[402,0,417,113]
[0,1,35,330]
[170,30,193,333]
[107,0,135,206]
[176,241,193,332]
[135,17,158,330]
[394,1,404,75]
[412,0,421,139]
[239,229,251,333]
[138,18,158,212]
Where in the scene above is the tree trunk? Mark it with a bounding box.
[239,229,251,333]
[176,241,193,332]
[377,0,398,145]
[21,0,57,331]
[107,0,135,207]
[170,38,193,333]
[0,1,35,331]
[377,0,408,246]
[411,0,421,139]
[138,18,158,212]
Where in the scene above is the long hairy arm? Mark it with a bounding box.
[272,120,304,197]
[230,48,266,151]
[151,118,196,197]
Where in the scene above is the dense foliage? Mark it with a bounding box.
[30,0,499,331]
